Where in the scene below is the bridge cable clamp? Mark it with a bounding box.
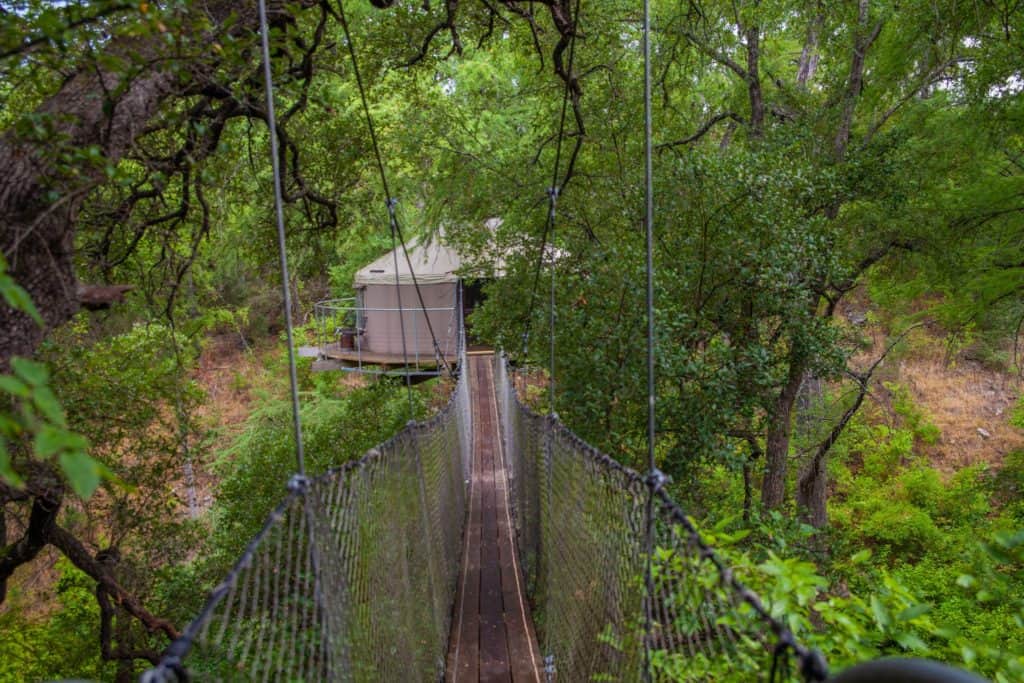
[287,474,311,494]
[543,654,556,682]
[139,656,184,683]
[645,468,668,493]
[546,186,560,220]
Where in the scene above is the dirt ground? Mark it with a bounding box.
[842,302,1024,474]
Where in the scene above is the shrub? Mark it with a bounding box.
[860,498,944,558]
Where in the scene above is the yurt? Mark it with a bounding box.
[351,234,463,360]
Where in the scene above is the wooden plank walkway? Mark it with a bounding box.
[447,354,543,683]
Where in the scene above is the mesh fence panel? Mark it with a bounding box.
[494,355,825,683]
[144,375,470,683]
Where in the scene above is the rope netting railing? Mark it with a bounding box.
[142,361,472,682]
[493,355,829,683]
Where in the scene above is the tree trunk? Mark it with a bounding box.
[761,355,805,509]
[796,456,829,527]
[744,26,764,138]
[796,10,824,88]
[834,0,883,160]
[794,371,827,526]
[0,59,179,366]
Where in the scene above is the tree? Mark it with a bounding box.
[440,0,1023,524]
[0,0,586,672]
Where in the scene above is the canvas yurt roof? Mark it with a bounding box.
[354,235,461,286]
[353,221,504,287]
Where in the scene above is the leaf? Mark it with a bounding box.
[0,276,43,326]
[956,574,977,589]
[0,414,21,438]
[58,451,102,499]
[894,632,929,652]
[870,595,892,629]
[34,425,88,458]
[11,357,48,386]
[31,385,66,426]
[0,442,23,487]
[0,375,30,398]
[850,549,872,564]
[896,603,931,621]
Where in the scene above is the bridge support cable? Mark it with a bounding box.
[518,0,582,391]
[494,354,830,682]
[639,0,659,678]
[143,372,471,681]
[335,0,454,381]
[508,7,581,669]
[389,199,416,416]
[257,0,305,476]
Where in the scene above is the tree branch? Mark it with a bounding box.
[656,112,745,150]
[49,524,180,640]
[0,489,62,603]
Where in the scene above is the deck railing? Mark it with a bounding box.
[313,298,460,376]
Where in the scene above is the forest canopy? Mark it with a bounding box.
[1,0,1022,679]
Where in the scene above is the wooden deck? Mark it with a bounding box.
[320,342,457,367]
[447,354,543,683]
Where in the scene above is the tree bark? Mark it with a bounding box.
[745,26,765,138]
[0,485,62,603]
[833,0,883,160]
[796,10,824,88]
[761,353,806,509]
[0,59,179,366]
[49,524,179,639]
[796,454,829,527]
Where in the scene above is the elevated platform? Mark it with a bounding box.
[320,341,458,367]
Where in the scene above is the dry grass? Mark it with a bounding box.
[898,354,1024,472]
[179,333,278,513]
[843,303,1024,474]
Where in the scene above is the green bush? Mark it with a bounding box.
[208,380,425,562]
[886,382,942,445]
[860,497,944,558]
[899,467,944,513]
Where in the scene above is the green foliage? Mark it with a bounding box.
[707,527,1024,681]
[993,450,1024,520]
[208,379,424,559]
[0,559,115,681]
[0,254,42,326]
[886,382,942,445]
[1010,396,1024,430]
[818,408,1024,679]
[0,255,117,497]
[0,355,111,497]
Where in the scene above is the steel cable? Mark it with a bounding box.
[336,0,454,381]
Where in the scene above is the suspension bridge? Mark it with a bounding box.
[139,348,990,683]
[136,0,991,679]
[141,348,818,682]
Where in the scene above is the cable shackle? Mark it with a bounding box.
[546,186,560,227]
